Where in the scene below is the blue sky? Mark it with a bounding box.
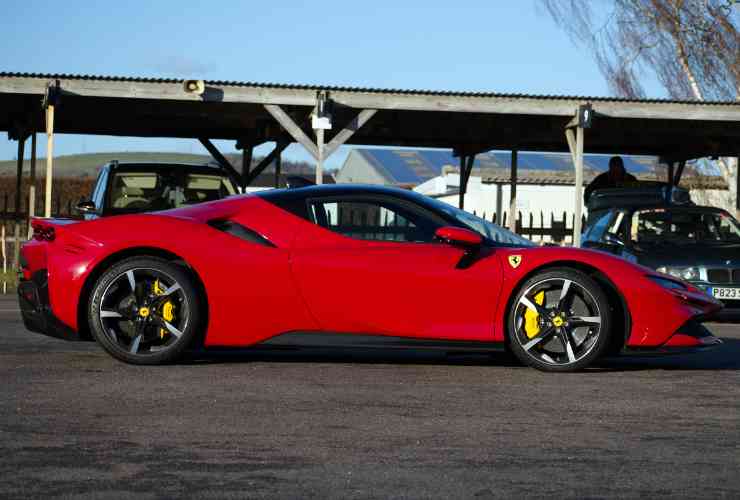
[0,0,663,167]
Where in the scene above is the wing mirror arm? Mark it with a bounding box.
[434,226,483,269]
[603,233,625,247]
[75,199,98,215]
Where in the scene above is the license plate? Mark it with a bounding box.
[710,287,740,300]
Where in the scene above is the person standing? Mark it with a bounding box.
[584,156,637,204]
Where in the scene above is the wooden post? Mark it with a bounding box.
[458,155,466,209]
[674,160,686,186]
[573,126,585,247]
[14,135,26,270]
[28,133,37,239]
[316,127,324,185]
[241,143,253,187]
[45,104,55,218]
[509,149,518,232]
[1,224,6,294]
[274,148,282,188]
[457,155,475,210]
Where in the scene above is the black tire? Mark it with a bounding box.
[87,256,203,365]
[507,267,612,372]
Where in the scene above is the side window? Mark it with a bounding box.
[307,198,439,242]
[108,172,171,212]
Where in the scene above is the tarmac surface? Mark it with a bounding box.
[1,294,739,499]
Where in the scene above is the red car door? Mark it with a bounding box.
[290,196,503,341]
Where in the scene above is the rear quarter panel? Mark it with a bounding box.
[38,197,319,346]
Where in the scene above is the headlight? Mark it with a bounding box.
[656,266,699,281]
[648,275,687,290]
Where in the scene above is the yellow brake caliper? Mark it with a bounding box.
[152,279,175,339]
[524,291,545,339]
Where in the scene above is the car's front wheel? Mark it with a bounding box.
[87,257,203,365]
[508,268,611,372]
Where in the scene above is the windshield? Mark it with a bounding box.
[108,171,236,213]
[423,197,534,246]
[631,209,740,245]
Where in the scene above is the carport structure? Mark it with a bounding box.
[1,71,740,256]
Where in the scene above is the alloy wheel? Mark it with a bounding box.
[512,277,603,367]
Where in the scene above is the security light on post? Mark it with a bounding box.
[311,94,333,130]
[578,103,593,129]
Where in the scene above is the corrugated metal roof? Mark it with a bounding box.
[2,71,739,106]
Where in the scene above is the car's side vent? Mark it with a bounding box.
[207,219,276,247]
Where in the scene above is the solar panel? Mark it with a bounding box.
[584,154,654,174]
[357,149,660,183]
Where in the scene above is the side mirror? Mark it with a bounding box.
[75,200,97,215]
[603,233,625,247]
[435,226,482,248]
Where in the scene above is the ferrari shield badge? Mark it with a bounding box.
[508,254,522,269]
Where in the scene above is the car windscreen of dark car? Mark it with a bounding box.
[631,208,740,246]
[108,171,237,214]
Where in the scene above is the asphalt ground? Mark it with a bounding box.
[1,294,739,499]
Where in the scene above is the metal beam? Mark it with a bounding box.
[264,104,319,160]
[197,137,241,182]
[323,109,377,158]
[244,140,290,186]
[667,162,675,185]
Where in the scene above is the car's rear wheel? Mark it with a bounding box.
[87,257,202,365]
[508,268,611,372]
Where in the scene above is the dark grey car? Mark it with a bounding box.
[582,184,740,320]
[76,161,239,219]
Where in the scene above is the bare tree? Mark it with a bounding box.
[540,0,739,208]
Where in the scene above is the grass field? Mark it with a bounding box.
[0,152,218,178]
[0,270,17,292]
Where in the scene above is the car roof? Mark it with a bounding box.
[632,205,728,214]
[107,162,230,175]
[258,183,434,205]
[587,183,693,211]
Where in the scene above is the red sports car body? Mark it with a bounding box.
[18,185,722,371]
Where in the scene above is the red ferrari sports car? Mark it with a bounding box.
[18,184,722,371]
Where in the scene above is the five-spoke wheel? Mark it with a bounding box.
[508,268,611,371]
[88,257,202,364]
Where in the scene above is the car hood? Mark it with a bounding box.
[637,243,740,268]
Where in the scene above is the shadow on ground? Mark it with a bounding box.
[185,337,740,372]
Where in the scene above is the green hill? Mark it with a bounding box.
[0,152,220,178]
